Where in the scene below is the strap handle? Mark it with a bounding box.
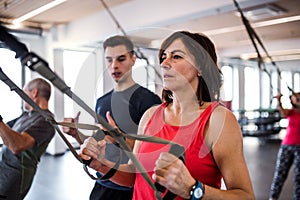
[81,129,122,180]
[59,121,186,199]
[155,144,186,200]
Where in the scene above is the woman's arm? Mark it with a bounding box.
[275,94,290,117]
[153,106,255,200]
[205,106,255,200]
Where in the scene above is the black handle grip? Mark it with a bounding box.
[169,143,185,162]
[155,144,185,193]
[82,158,93,166]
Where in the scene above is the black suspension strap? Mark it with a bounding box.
[99,0,163,83]
[0,67,81,162]
[156,144,186,200]
[0,22,184,200]
[233,0,295,98]
[57,121,186,200]
[0,67,121,181]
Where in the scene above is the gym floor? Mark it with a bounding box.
[23,137,293,200]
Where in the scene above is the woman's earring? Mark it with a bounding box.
[197,72,201,77]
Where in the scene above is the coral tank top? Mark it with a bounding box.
[133,102,222,200]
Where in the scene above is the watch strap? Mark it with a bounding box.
[190,180,204,200]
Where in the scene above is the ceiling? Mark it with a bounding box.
[0,0,130,28]
[1,0,300,67]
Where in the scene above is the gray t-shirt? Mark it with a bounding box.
[0,110,55,199]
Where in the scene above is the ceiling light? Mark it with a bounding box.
[253,15,300,28]
[240,49,300,61]
[13,0,67,25]
[204,14,300,36]
[235,4,287,21]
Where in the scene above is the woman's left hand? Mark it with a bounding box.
[153,152,196,199]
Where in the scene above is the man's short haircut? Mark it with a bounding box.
[26,78,51,101]
[103,35,135,56]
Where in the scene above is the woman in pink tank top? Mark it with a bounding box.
[79,31,255,200]
[269,92,300,200]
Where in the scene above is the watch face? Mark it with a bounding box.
[194,187,203,199]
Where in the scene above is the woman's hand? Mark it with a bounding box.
[79,137,107,167]
[153,152,195,199]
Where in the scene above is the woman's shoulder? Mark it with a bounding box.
[140,104,162,121]
[202,101,232,118]
[137,104,162,135]
[211,101,234,115]
[208,102,240,135]
[206,102,242,150]
[143,104,163,119]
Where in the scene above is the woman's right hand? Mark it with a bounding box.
[79,137,107,166]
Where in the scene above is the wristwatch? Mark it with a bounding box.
[190,180,204,200]
[0,115,2,122]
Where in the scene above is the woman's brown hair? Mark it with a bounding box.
[159,31,223,106]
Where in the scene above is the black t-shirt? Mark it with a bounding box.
[94,84,161,190]
[95,84,161,135]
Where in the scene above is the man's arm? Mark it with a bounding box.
[0,120,35,154]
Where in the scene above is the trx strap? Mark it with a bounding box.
[19,41,182,200]
[0,67,81,162]
[0,66,184,200]
[0,67,121,181]
[155,144,186,200]
[58,121,186,200]
[0,23,184,200]
[99,0,163,83]
[233,0,295,97]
